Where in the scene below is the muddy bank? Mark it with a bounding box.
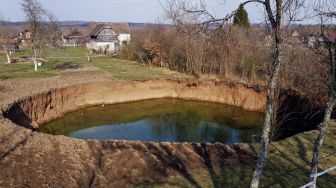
[3,80,267,129]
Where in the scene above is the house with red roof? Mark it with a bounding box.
[86,23,131,54]
[62,29,88,47]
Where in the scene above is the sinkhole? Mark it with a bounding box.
[40,98,264,144]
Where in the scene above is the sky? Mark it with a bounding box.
[0,0,266,23]
[0,0,328,24]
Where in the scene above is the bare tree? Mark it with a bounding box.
[248,1,286,187]
[164,0,305,187]
[308,1,336,187]
[45,13,61,49]
[21,0,49,71]
[0,16,14,64]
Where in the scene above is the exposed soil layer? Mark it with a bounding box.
[3,80,267,129]
[0,73,326,187]
[0,74,265,187]
[0,118,255,187]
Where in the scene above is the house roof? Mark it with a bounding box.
[292,30,300,37]
[89,23,130,36]
[89,24,109,36]
[62,29,88,38]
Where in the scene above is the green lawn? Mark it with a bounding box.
[0,47,190,81]
[137,125,336,188]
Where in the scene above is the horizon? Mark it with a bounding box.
[4,20,332,26]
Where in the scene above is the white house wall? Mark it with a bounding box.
[87,41,119,52]
[118,33,131,45]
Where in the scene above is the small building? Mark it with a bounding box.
[306,32,336,48]
[286,30,303,47]
[86,23,131,54]
[0,41,20,52]
[264,35,273,47]
[17,29,32,46]
[292,30,300,37]
[62,29,87,46]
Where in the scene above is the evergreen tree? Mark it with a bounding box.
[233,4,250,28]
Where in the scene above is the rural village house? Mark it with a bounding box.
[86,23,131,54]
[306,32,336,48]
[0,29,30,52]
[0,38,19,52]
[62,29,87,47]
[16,29,32,46]
[264,30,303,47]
[285,30,303,47]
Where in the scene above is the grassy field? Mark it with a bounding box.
[137,124,336,187]
[0,47,189,81]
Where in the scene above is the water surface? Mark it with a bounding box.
[40,99,263,144]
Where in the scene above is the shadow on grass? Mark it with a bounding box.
[136,143,256,188]
[0,76,10,80]
[150,144,203,188]
[260,136,336,188]
[192,143,221,188]
[54,62,82,71]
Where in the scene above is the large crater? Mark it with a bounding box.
[3,79,323,142]
[0,79,325,187]
[3,80,267,131]
[39,98,264,144]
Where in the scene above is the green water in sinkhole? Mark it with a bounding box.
[40,99,264,144]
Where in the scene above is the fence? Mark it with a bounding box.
[300,166,336,188]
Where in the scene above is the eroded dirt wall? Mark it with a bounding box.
[3,80,267,129]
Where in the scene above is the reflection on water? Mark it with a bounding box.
[40,99,263,144]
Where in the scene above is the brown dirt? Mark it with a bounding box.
[2,80,267,129]
[0,69,266,187]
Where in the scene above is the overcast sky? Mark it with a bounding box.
[0,0,329,24]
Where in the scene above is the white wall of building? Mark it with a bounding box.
[118,33,131,45]
[86,33,131,54]
[87,41,119,53]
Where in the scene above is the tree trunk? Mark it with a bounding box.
[33,48,38,72]
[250,0,284,186]
[309,96,336,188]
[250,40,282,188]
[34,58,38,72]
[309,46,336,188]
[6,51,10,64]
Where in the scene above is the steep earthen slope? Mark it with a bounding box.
[0,75,265,187]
